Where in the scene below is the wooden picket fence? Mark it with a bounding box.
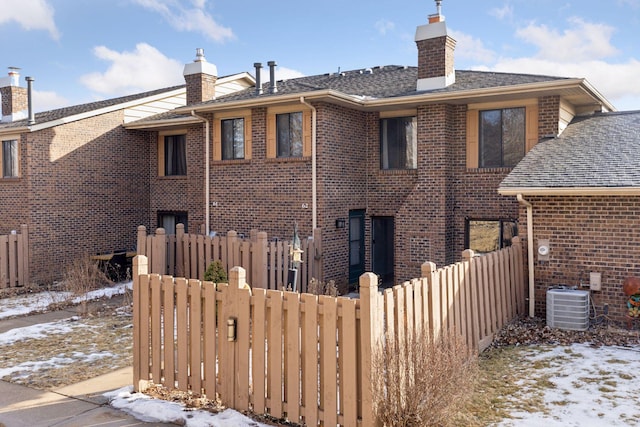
[132,238,525,426]
[0,224,29,289]
[136,225,322,292]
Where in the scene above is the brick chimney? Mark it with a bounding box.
[183,48,218,105]
[415,0,456,91]
[0,68,28,122]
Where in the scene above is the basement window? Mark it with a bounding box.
[466,219,517,254]
[158,211,188,234]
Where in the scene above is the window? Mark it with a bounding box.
[276,112,303,158]
[466,102,538,169]
[266,107,311,159]
[161,134,186,176]
[380,116,417,170]
[158,211,188,234]
[213,110,252,161]
[479,108,525,168]
[1,139,18,178]
[466,219,517,254]
[221,118,245,160]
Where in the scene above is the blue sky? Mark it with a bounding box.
[2,0,639,112]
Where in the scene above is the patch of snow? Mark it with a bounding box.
[105,386,269,427]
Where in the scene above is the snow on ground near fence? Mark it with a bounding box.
[1,283,639,426]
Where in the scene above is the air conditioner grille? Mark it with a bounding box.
[546,288,590,331]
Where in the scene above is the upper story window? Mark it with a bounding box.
[277,112,303,158]
[380,116,417,170]
[466,101,538,169]
[479,108,525,168]
[1,139,19,178]
[222,118,245,160]
[214,110,252,161]
[266,106,311,159]
[158,132,187,176]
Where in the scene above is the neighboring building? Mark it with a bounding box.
[0,52,254,284]
[499,111,640,320]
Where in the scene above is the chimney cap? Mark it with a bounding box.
[183,48,217,77]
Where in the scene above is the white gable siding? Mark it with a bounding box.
[124,93,187,123]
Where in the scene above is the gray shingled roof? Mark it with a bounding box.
[197,66,568,105]
[0,85,185,130]
[500,111,640,191]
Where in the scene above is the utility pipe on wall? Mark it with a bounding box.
[191,110,211,235]
[299,97,317,230]
[517,194,535,317]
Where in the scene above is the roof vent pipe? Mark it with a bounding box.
[267,60,277,93]
[253,62,263,95]
[26,76,35,125]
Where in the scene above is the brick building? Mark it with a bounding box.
[2,6,636,323]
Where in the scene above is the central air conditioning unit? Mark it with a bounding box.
[546,288,590,331]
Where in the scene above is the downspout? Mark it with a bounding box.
[191,110,211,235]
[300,97,317,230]
[517,194,535,318]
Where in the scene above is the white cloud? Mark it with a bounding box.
[0,0,59,39]
[133,0,234,43]
[375,19,395,36]
[490,4,513,20]
[260,65,305,84]
[79,43,183,96]
[33,89,70,112]
[515,17,619,62]
[449,29,496,64]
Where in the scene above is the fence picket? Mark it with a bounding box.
[162,276,176,389]
[320,295,338,427]
[284,291,301,422]
[189,279,202,394]
[268,289,283,417]
[251,288,267,414]
[301,293,319,426]
[202,281,216,398]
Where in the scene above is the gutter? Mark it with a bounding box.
[517,194,535,318]
[190,110,211,235]
[500,186,640,196]
[299,96,317,230]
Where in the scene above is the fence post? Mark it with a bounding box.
[421,261,441,340]
[132,255,148,392]
[462,249,475,262]
[136,225,147,256]
[152,228,167,275]
[176,223,185,277]
[20,224,29,287]
[252,232,268,289]
[359,272,382,427]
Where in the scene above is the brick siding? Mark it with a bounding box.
[518,196,640,323]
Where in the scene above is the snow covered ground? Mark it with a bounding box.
[1,284,639,426]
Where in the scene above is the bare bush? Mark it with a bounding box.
[307,277,338,296]
[62,255,112,314]
[372,330,478,427]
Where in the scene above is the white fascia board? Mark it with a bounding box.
[498,187,640,196]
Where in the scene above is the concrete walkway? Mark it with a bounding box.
[0,305,175,426]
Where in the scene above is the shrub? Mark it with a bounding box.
[307,277,338,296]
[204,260,228,283]
[62,255,112,315]
[372,330,478,427]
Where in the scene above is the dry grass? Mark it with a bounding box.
[372,331,478,427]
